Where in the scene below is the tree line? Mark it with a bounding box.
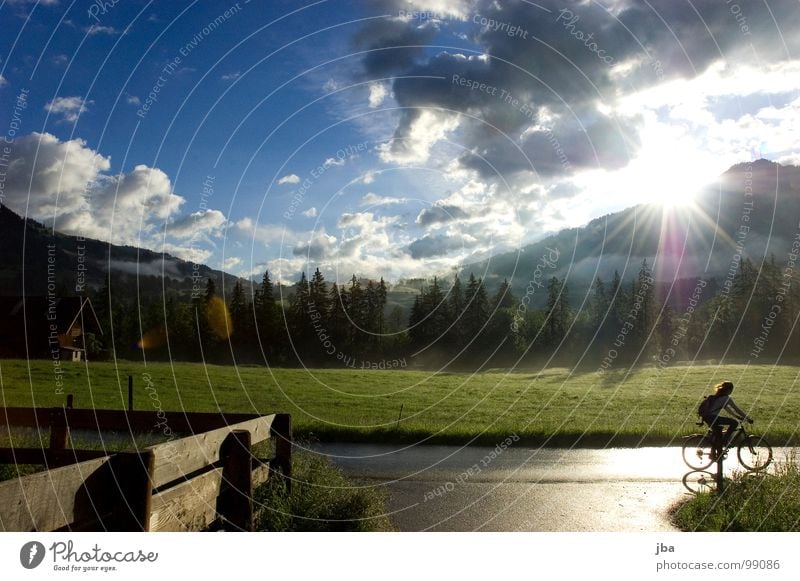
[87,257,800,368]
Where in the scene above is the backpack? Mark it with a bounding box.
[698,395,717,421]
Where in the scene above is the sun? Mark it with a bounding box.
[623,127,713,208]
[656,186,699,208]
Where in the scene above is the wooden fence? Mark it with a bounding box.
[0,398,292,532]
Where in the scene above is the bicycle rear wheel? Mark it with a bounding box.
[737,435,773,471]
[683,470,716,494]
[682,434,714,470]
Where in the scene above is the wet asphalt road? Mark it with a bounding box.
[312,443,759,532]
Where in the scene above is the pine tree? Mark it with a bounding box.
[229,280,249,352]
[545,276,570,349]
[309,268,329,314]
[591,276,608,329]
[609,270,624,329]
[408,288,428,349]
[656,302,674,357]
[464,273,489,342]
[347,275,365,346]
[327,282,348,348]
[289,272,311,359]
[199,278,223,360]
[254,270,280,361]
[377,277,388,340]
[493,279,515,309]
[630,259,655,359]
[447,274,465,349]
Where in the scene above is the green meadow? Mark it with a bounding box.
[1,359,799,446]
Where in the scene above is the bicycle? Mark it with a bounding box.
[682,419,772,472]
[682,469,718,494]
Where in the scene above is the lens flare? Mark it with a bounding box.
[206,296,232,339]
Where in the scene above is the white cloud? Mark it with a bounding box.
[221,71,240,81]
[360,192,405,206]
[323,78,340,92]
[235,217,254,231]
[617,61,800,119]
[169,209,228,239]
[361,171,376,184]
[277,173,300,185]
[85,25,118,35]
[0,74,7,88]
[378,110,461,164]
[2,132,189,248]
[368,83,388,108]
[323,157,345,168]
[293,228,338,260]
[301,207,318,218]
[396,0,470,19]
[126,94,141,106]
[160,243,213,264]
[222,256,242,271]
[45,96,90,122]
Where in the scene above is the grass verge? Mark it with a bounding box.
[672,454,800,531]
[254,447,393,532]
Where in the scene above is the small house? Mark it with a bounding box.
[0,296,104,361]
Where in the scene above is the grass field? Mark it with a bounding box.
[2,359,799,446]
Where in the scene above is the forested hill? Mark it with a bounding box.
[463,159,800,300]
[0,204,239,300]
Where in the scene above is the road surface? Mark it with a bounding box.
[312,443,742,532]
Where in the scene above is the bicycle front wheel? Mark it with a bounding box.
[737,435,773,471]
[682,434,714,470]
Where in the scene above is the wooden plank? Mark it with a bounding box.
[60,409,265,434]
[0,407,264,433]
[0,448,108,465]
[0,455,113,532]
[147,415,275,488]
[151,460,270,532]
[149,468,223,532]
[0,407,55,429]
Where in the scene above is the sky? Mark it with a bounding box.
[1,0,800,285]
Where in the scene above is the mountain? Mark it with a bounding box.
[462,159,800,304]
[0,204,241,300]
[3,158,797,308]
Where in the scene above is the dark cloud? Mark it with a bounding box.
[352,16,439,76]
[458,109,641,177]
[293,234,335,260]
[356,0,800,179]
[407,233,463,258]
[416,204,470,226]
[615,0,800,78]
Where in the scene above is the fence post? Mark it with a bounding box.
[128,375,134,411]
[48,399,71,453]
[272,413,292,493]
[218,430,253,531]
[102,450,155,531]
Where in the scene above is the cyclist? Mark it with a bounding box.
[704,381,753,456]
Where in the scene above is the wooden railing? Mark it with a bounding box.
[0,400,292,532]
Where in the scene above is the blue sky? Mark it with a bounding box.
[2,0,800,284]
